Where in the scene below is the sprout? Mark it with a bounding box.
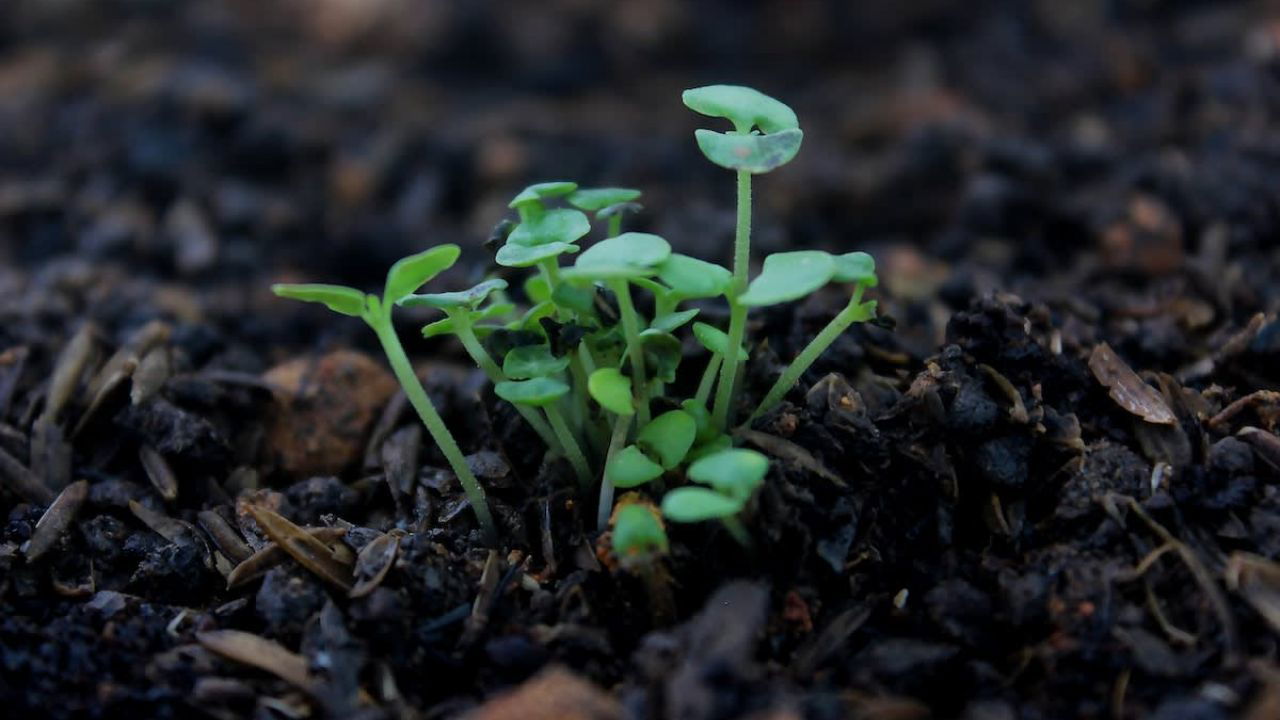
[274,245,497,544]
[608,495,675,623]
[495,378,591,488]
[661,448,769,546]
[509,181,578,220]
[569,187,643,237]
[684,85,804,430]
[607,446,664,489]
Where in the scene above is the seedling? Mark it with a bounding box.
[272,86,878,550]
[608,494,675,624]
[683,85,803,431]
[273,245,498,544]
[661,448,768,545]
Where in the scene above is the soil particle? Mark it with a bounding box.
[256,566,328,638]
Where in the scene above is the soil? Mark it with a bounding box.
[4,1,1280,719]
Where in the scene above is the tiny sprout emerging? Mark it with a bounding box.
[509,181,578,215]
[608,446,664,489]
[612,501,669,561]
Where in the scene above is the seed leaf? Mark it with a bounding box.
[612,502,669,558]
[649,308,700,333]
[738,250,835,307]
[508,209,591,247]
[588,368,634,415]
[576,232,671,270]
[693,128,804,174]
[682,85,799,133]
[832,251,878,286]
[692,322,748,362]
[569,187,641,212]
[656,254,733,299]
[639,330,683,383]
[510,181,578,209]
[399,278,508,310]
[688,448,768,501]
[272,283,368,317]
[494,377,570,407]
[496,241,579,268]
[638,410,696,469]
[661,486,744,522]
[551,282,596,316]
[607,445,665,488]
[503,344,570,379]
[384,245,461,303]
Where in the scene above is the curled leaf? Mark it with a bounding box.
[692,322,748,362]
[399,278,508,311]
[693,128,804,174]
[832,251,878,286]
[510,181,578,209]
[683,85,799,133]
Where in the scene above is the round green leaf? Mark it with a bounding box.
[832,251,878,286]
[682,85,799,133]
[649,308,699,333]
[508,209,591,247]
[638,410,696,470]
[568,187,641,212]
[384,245,461,303]
[656,254,733,299]
[398,278,508,311]
[612,503,669,558]
[607,445,665,489]
[509,181,578,209]
[692,322,748,362]
[272,283,368,317]
[661,486,744,523]
[494,377,569,407]
[687,433,733,463]
[503,344,570,379]
[576,232,672,270]
[588,368,634,416]
[638,330,682,383]
[738,250,835,307]
[495,241,579,268]
[687,449,768,501]
[551,282,596,316]
[693,128,804,174]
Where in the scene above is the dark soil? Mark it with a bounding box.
[5,1,1280,718]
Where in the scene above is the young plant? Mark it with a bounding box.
[683,85,803,431]
[569,187,642,238]
[273,245,498,544]
[494,376,592,488]
[660,448,769,546]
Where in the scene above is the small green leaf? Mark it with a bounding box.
[576,232,672,270]
[738,250,835,307]
[656,254,733,299]
[832,251,878,286]
[682,85,799,133]
[495,241,579,268]
[399,278,508,311]
[692,322,748,362]
[597,201,643,220]
[422,317,456,338]
[680,400,718,445]
[384,245,461,303]
[608,445,665,489]
[551,282,596,316]
[688,449,768,501]
[272,283,368,317]
[639,330,682,383]
[649,308,699,333]
[508,209,591,247]
[524,274,551,304]
[568,187,641,212]
[686,434,733,463]
[694,128,804,174]
[612,503,669,558]
[661,486,744,522]
[588,368,633,416]
[509,181,578,209]
[494,377,569,407]
[503,344,570,379]
[478,302,516,321]
[638,410,696,470]
[513,301,556,334]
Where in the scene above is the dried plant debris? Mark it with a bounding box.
[197,630,314,694]
[245,504,353,591]
[23,479,87,561]
[1089,343,1177,425]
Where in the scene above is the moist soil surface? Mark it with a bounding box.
[5,2,1280,719]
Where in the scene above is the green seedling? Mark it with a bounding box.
[274,245,497,544]
[684,85,803,431]
[661,448,768,545]
[744,251,879,420]
[691,321,749,409]
[608,494,675,625]
[569,187,642,237]
[495,377,592,488]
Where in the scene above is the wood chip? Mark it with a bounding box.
[197,630,313,693]
[349,532,400,598]
[24,479,87,562]
[1088,343,1176,425]
[139,445,178,501]
[245,505,353,590]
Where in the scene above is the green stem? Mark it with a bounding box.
[371,314,496,545]
[721,515,750,547]
[452,316,561,454]
[712,170,752,430]
[596,412,633,530]
[544,404,592,488]
[749,285,867,422]
[695,353,722,407]
[654,293,677,322]
[607,214,622,238]
[609,278,650,426]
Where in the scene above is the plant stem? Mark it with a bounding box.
[712,169,752,430]
[371,316,497,544]
[596,412,633,530]
[607,214,622,238]
[749,285,868,422]
[695,353,722,407]
[543,404,592,488]
[608,278,650,426]
[654,293,677,322]
[721,515,750,547]
[452,316,561,454]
